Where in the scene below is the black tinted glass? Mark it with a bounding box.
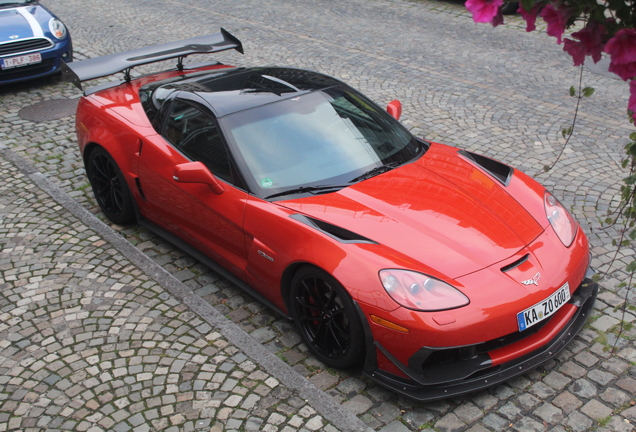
[164,100,231,182]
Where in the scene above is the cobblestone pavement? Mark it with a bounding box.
[0,0,636,431]
[0,149,365,431]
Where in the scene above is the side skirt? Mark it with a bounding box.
[138,218,292,320]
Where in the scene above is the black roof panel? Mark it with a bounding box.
[173,67,344,117]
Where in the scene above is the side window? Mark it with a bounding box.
[163,100,232,182]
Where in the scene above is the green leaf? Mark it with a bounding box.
[543,165,551,172]
[626,260,636,273]
[520,0,534,11]
[569,86,576,97]
[624,175,636,185]
[630,230,636,240]
[582,87,595,97]
[605,217,614,224]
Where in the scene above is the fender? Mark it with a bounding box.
[77,97,155,189]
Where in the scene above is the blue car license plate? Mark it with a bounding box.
[517,282,570,331]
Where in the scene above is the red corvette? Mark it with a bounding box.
[63,30,597,401]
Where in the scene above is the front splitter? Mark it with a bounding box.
[363,278,598,401]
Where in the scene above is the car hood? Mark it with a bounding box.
[278,144,544,279]
[0,8,35,42]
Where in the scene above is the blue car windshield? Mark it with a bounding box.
[0,0,35,5]
[221,86,423,199]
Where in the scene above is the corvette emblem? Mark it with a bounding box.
[521,272,541,286]
[10,35,19,40]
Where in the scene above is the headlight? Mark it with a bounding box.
[379,269,469,311]
[544,191,577,247]
[49,19,67,40]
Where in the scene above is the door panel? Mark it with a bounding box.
[138,134,248,276]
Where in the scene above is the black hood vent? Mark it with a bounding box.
[290,214,377,244]
[459,150,513,186]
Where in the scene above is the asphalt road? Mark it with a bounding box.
[0,0,635,431]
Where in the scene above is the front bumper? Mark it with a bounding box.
[361,275,598,401]
[0,38,72,84]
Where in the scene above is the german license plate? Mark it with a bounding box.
[1,53,42,70]
[517,282,570,331]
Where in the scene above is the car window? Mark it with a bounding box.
[163,100,232,182]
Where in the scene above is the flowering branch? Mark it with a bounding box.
[465,0,636,341]
[543,66,594,172]
[465,0,636,119]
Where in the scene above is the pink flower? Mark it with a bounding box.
[605,29,636,80]
[563,22,605,66]
[629,80,636,121]
[491,8,504,27]
[519,3,541,32]
[563,39,586,66]
[466,0,504,23]
[540,3,572,44]
[609,62,636,81]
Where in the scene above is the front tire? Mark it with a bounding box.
[86,146,136,225]
[289,266,365,369]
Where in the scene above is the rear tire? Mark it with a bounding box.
[86,146,136,225]
[289,266,365,369]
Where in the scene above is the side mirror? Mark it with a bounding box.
[386,100,402,121]
[173,161,225,195]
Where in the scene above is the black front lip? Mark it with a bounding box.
[358,277,598,402]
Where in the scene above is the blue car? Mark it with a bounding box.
[0,0,72,84]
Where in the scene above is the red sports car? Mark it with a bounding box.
[63,30,598,401]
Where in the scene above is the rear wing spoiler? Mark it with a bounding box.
[62,28,243,91]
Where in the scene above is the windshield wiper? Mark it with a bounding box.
[265,184,348,200]
[349,162,401,183]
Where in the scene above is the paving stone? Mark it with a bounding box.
[569,379,598,398]
[580,399,613,420]
[552,391,583,414]
[534,402,564,423]
[601,416,636,432]
[544,371,572,390]
[434,413,465,432]
[566,411,594,432]
[378,420,411,432]
[454,402,483,424]
[342,395,373,416]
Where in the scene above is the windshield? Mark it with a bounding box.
[221,86,423,199]
[0,0,35,5]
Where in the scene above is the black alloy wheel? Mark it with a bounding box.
[87,147,136,225]
[290,266,364,369]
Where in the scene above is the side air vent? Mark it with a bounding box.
[501,254,529,272]
[290,214,377,244]
[459,150,513,186]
